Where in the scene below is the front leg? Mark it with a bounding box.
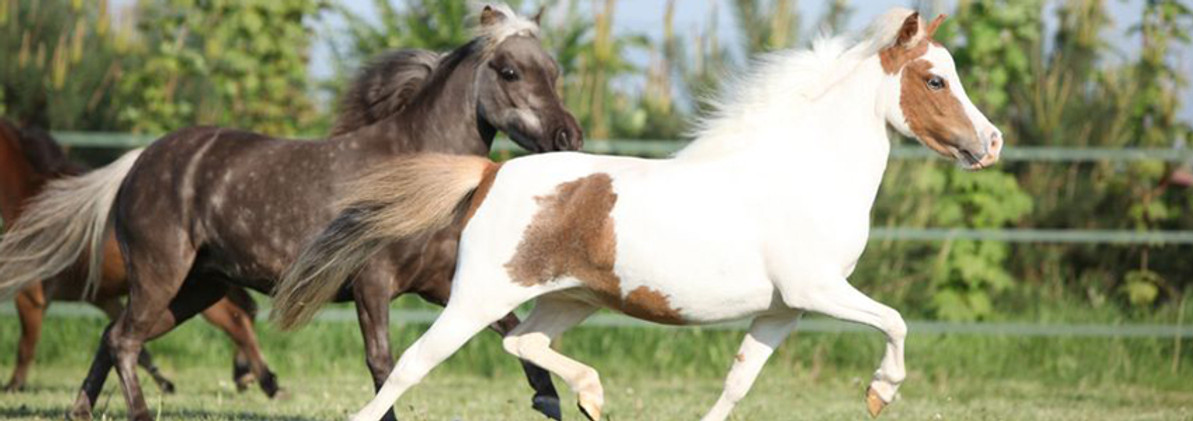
[353,269,397,421]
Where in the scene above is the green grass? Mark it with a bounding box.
[2,309,1192,420]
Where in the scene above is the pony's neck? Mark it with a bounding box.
[341,47,492,157]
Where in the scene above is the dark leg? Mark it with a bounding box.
[95,298,175,394]
[419,284,562,420]
[117,273,228,420]
[69,325,115,420]
[6,283,47,392]
[199,295,280,398]
[353,269,398,421]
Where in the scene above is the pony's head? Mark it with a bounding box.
[474,4,583,152]
[876,10,1002,170]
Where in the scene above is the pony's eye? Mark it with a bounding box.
[499,67,519,82]
[927,76,945,91]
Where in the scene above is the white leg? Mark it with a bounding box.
[792,280,906,417]
[351,296,519,421]
[701,311,801,421]
[502,296,602,421]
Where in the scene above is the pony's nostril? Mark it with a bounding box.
[553,129,570,150]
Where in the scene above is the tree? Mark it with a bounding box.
[118,0,323,135]
[0,0,131,130]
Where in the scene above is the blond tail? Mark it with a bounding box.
[0,148,143,301]
[271,154,495,329]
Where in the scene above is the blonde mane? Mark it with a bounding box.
[678,8,920,161]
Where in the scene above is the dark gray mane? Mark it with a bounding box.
[330,49,443,136]
[330,39,492,137]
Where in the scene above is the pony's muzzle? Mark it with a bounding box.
[552,114,584,151]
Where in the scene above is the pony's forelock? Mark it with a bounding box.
[470,3,540,48]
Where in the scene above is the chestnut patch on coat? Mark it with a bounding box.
[899,60,976,155]
[879,41,930,75]
[462,162,503,225]
[505,173,684,325]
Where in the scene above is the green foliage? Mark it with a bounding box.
[732,0,801,55]
[867,162,1032,321]
[0,0,130,129]
[946,0,1044,115]
[118,0,324,135]
[329,0,490,70]
[1122,269,1163,307]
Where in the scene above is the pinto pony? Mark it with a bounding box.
[0,120,277,395]
[275,9,1003,421]
[0,5,579,421]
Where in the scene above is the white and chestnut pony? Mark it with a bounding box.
[274,9,1003,421]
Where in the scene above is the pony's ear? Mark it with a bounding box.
[895,12,921,47]
[925,14,946,38]
[532,6,545,25]
[481,5,507,26]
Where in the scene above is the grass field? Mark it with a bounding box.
[2,303,1191,420]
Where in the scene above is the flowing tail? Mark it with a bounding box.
[0,149,144,301]
[271,154,495,329]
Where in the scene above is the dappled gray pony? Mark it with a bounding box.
[0,120,278,396]
[0,5,580,421]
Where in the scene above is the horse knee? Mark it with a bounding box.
[503,332,549,358]
[501,336,522,357]
[884,310,907,342]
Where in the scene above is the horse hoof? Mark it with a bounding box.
[532,395,562,420]
[260,371,280,398]
[159,380,176,395]
[865,386,887,418]
[577,397,601,421]
[3,382,22,393]
[68,392,94,420]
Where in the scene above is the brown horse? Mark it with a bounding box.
[0,6,578,421]
[0,120,279,396]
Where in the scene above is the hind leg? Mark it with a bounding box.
[78,259,227,421]
[5,283,47,392]
[701,312,801,421]
[502,295,603,421]
[352,288,531,421]
[95,298,176,394]
[199,296,280,398]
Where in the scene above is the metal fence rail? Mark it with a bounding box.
[871,228,1193,244]
[42,133,1193,245]
[54,132,1193,163]
[4,303,1190,338]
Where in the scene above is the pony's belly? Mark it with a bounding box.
[608,271,779,325]
[660,277,778,324]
